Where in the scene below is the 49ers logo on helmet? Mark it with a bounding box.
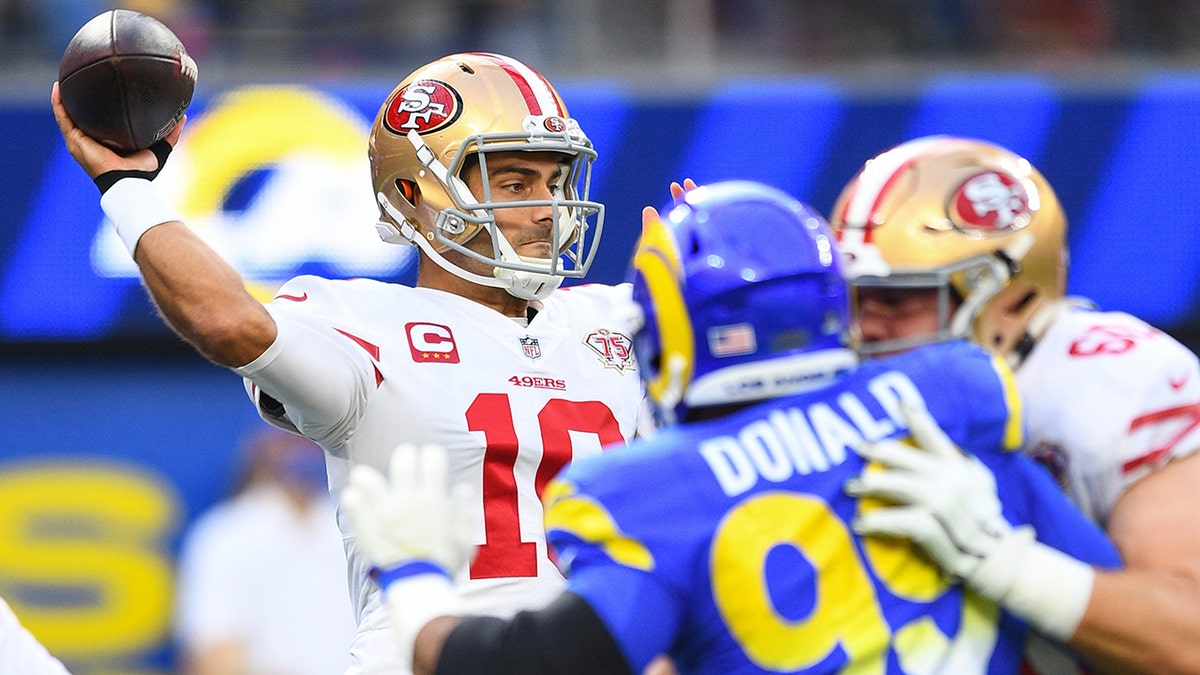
[383,79,463,135]
[543,116,567,133]
[949,171,1033,234]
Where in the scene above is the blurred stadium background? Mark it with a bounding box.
[3,1,1200,672]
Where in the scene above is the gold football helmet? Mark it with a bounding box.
[830,136,1067,365]
[369,52,603,300]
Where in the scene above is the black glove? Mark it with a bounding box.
[93,139,173,195]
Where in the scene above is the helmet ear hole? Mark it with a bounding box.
[996,289,1038,348]
[1009,289,1037,316]
[396,179,419,207]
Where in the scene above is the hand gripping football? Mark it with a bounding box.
[58,9,198,154]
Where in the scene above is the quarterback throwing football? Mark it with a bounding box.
[52,52,646,674]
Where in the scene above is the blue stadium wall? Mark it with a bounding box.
[1,73,1198,672]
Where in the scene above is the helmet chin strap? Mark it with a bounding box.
[376,193,561,301]
[949,231,1035,338]
[407,130,475,212]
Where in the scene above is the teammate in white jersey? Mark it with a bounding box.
[51,52,645,673]
[829,135,1200,674]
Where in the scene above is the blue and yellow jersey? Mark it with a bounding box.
[544,340,1121,674]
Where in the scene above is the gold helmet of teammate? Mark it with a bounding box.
[369,52,603,300]
[830,135,1067,365]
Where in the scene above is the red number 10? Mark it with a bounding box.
[465,393,624,579]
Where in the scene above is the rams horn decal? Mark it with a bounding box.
[633,213,694,404]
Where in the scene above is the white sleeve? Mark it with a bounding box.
[1021,308,1200,522]
[0,598,72,675]
[235,303,376,450]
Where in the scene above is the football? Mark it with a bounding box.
[58,9,198,154]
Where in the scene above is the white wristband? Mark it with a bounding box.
[99,178,182,257]
[1000,538,1096,641]
[382,573,463,670]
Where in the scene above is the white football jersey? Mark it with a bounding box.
[235,278,645,674]
[1018,301,1200,524]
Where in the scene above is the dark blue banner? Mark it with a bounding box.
[2,75,1199,343]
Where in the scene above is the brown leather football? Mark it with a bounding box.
[58,9,197,154]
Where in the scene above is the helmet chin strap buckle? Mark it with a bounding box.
[375,219,406,245]
[375,193,419,245]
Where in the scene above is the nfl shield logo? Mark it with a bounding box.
[520,336,541,360]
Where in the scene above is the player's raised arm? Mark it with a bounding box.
[50,82,276,367]
[849,404,1101,643]
[850,403,1200,675]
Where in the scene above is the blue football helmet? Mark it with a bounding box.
[629,180,857,425]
